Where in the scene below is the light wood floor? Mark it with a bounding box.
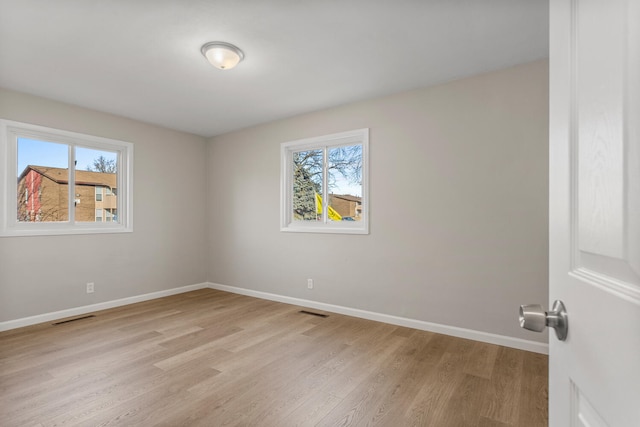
[0,289,547,426]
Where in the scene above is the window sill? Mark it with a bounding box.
[281,222,369,235]
[0,223,133,237]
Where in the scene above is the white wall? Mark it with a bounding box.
[0,60,549,345]
[206,60,549,342]
[0,88,209,322]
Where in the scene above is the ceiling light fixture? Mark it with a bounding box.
[201,41,244,70]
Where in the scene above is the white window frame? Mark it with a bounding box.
[280,128,369,234]
[0,119,134,237]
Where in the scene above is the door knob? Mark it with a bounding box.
[519,300,568,341]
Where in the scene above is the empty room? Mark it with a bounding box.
[0,1,637,426]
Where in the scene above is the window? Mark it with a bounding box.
[105,208,117,222]
[0,119,133,236]
[280,128,369,234]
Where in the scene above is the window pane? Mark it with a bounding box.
[327,145,363,222]
[16,138,69,222]
[292,149,323,221]
[75,147,118,223]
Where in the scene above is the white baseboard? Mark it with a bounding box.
[0,281,548,355]
[0,282,210,332]
[207,282,549,355]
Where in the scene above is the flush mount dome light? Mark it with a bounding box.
[201,41,244,70]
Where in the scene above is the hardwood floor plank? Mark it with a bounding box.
[352,335,444,426]
[70,365,221,426]
[437,373,489,427]
[479,346,525,425]
[281,391,343,427]
[205,342,353,427]
[464,341,500,379]
[311,330,408,400]
[478,417,513,427]
[30,365,164,426]
[404,348,468,426]
[1,330,163,416]
[517,351,548,427]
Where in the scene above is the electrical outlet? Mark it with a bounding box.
[307,278,313,289]
[86,282,94,294]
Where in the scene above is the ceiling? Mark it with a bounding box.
[0,1,548,138]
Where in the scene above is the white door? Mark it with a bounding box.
[548,0,640,426]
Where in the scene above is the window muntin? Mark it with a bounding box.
[281,128,368,234]
[0,120,133,236]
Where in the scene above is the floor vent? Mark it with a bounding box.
[53,315,96,325]
[299,310,329,318]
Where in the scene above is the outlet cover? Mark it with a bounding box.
[86,282,94,293]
